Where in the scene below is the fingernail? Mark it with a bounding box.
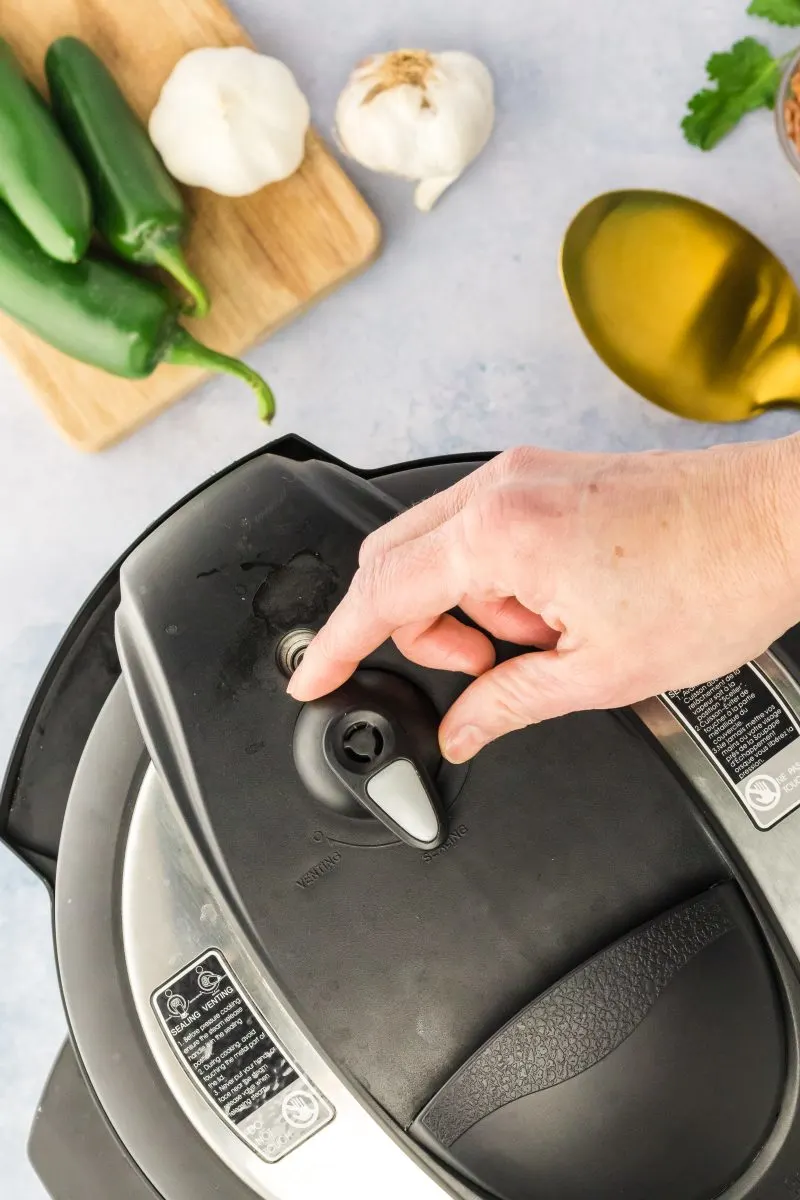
[443,725,485,764]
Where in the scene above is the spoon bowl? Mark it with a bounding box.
[560,189,800,422]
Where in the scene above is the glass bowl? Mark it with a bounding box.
[776,48,800,171]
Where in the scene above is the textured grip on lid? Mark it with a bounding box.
[419,886,736,1148]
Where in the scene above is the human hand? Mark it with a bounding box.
[288,440,800,762]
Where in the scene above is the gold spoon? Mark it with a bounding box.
[560,189,800,422]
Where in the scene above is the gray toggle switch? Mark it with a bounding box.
[366,759,441,845]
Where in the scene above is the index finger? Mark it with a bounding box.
[360,456,501,566]
[287,523,467,700]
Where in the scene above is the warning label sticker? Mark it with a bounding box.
[662,663,800,830]
[153,951,333,1162]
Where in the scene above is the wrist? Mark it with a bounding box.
[748,434,800,625]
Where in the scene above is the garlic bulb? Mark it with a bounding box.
[334,49,494,211]
[149,47,311,197]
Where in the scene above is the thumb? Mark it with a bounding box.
[440,650,594,763]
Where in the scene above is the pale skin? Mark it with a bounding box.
[288,439,800,763]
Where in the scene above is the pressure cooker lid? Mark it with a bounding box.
[109,451,785,1200]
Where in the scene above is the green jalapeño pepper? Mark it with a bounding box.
[0,39,92,262]
[0,203,274,420]
[45,37,210,316]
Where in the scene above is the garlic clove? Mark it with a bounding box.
[414,175,460,212]
[149,46,311,198]
[334,49,494,210]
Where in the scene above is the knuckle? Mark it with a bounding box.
[358,528,385,567]
[461,487,509,553]
[352,560,395,623]
[461,484,535,562]
[476,486,511,530]
[497,445,541,478]
[350,562,379,605]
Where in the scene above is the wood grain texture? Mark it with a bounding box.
[0,0,380,450]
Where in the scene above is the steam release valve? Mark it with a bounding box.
[292,670,447,850]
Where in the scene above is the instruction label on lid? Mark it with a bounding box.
[153,950,333,1163]
[661,662,800,830]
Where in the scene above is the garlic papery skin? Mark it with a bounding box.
[334,49,494,211]
[149,47,311,197]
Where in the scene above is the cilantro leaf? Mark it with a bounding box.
[747,0,800,27]
[682,37,780,150]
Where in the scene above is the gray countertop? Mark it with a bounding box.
[3,0,800,1194]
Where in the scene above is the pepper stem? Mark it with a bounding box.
[153,242,211,318]
[165,328,276,423]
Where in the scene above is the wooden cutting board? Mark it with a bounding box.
[0,0,380,451]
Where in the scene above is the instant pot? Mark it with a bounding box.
[4,435,800,1200]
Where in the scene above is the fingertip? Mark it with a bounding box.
[440,644,496,678]
[286,670,313,701]
[286,645,362,700]
[393,615,496,677]
[285,657,332,702]
[463,634,497,677]
[441,724,487,764]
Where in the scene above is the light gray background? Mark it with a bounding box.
[2,0,800,1194]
